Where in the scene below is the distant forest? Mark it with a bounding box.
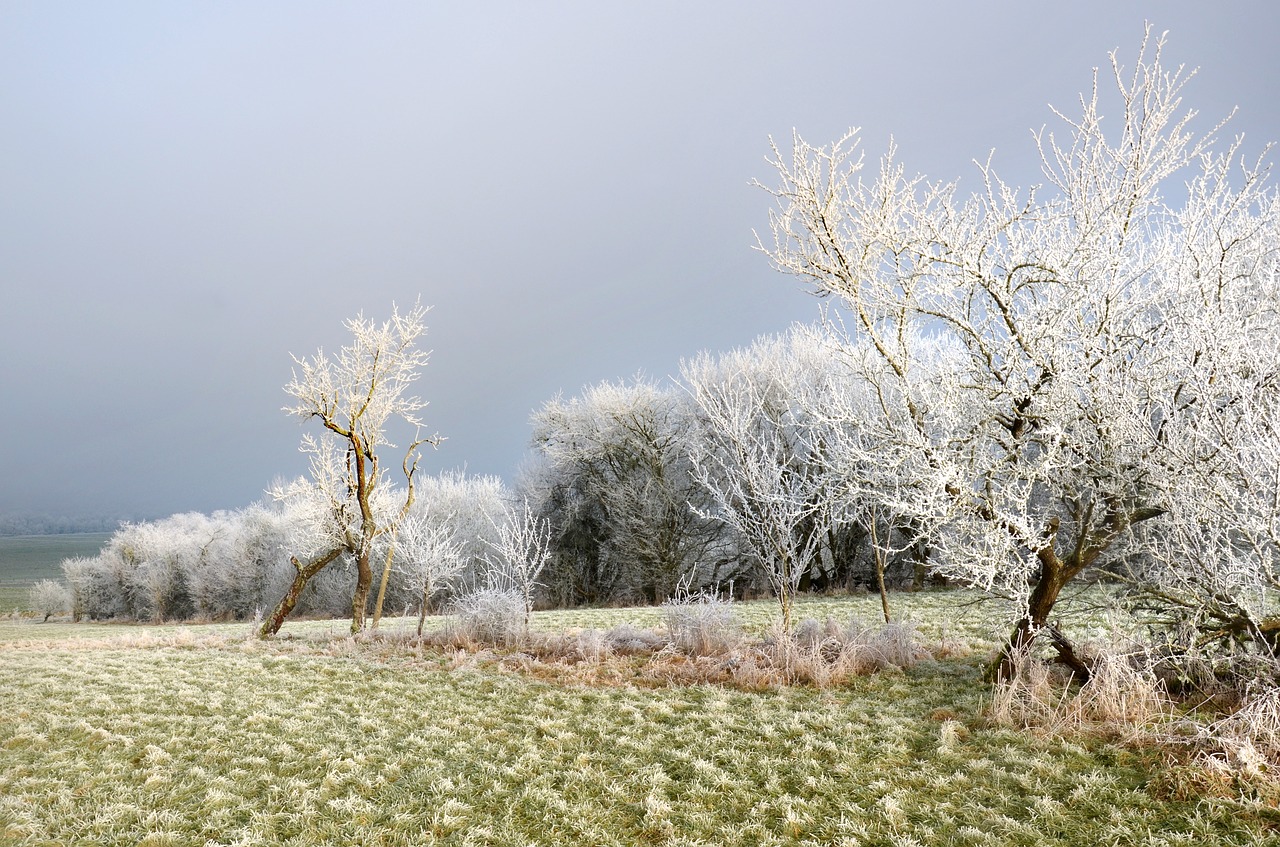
[0,514,136,537]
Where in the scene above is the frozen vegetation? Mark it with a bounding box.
[3,594,1280,846]
[9,25,1280,842]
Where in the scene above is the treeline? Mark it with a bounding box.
[62,474,507,623]
[524,326,928,611]
[0,514,136,538]
[64,326,929,623]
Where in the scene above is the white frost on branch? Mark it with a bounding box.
[757,26,1280,659]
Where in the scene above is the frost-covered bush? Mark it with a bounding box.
[181,506,290,620]
[28,579,71,622]
[61,555,127,621]
[662,590,742,655]
[447,588,528,647]
[61,507,296,622]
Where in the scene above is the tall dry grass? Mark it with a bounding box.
[989,639,1171,740]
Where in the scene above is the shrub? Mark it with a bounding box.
[662,590,742,655]
[447,588,528,647]
[61,556,127,621]
[28,579,71,622]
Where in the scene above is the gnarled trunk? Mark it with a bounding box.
[987,506,1165,683]
[987,561,1085,682]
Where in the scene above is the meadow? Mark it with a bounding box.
[0,533,110,611]
[3,592,1279,846]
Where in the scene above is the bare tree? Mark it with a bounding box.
[482,498,552,637]
[758,27,1280,677]
[260,302,439,637]
[682,342,832,634]
[394,511,465,637]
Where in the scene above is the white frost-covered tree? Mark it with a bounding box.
[758,27,1280,676]
[482,498,553,636]
[261,301,439,637]
[412,471,509,588]
[681,334,834,633]
[530,378,728,603]
[393,511,464,636]
[29,579,71,622]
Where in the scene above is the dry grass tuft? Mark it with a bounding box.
[990,640,1170,740]
[602,622,666,655]
[1191,687,1280,780]
[392,613,929,691]
[631,617,928,690]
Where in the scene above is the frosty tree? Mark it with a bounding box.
[482,498,553,636]
[530,378,726,603]
[393,511,464,637]
[682,333,835,633]
[260,301,439,637]
[759,28,1280,677]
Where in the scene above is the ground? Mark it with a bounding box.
[2,593,1278,846]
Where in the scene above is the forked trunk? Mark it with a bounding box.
[986,553,1091,683]
[985,506,1164,682]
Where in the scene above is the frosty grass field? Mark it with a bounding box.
[2,592,1279,847]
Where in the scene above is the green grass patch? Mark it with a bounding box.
[0,586,28,614]
[0,533,109,613]
[2,591,1278,845]
[0,533,110,581]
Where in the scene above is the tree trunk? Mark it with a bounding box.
[416,575,432,638]
[260,550,342,637]
[911,536,930,590]
[350,545,373,634]
[986,550,1091,683]
[371,538,397,631]
[875,555,891,624]
[868,514,892,623]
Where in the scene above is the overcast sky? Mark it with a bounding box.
[3,1,1279,521]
